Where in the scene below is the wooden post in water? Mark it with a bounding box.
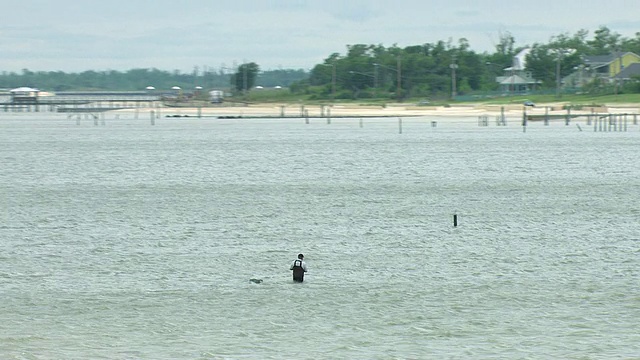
[453,213,458,227]
[398,117,403,134]
[359,118,363,128]
[150,110,155,125]
[616,114,620,131]
[522,108,527,132]
[565,107,571,126]
[327,108,331,124]
[608,114,613,132]
[619,114,623,131]
[610,114,615,132]
[544,107,549,126]
[280,105,285,118]
[305,110,309,124]
[620,114,625,131]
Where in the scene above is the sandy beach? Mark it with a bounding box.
[154,102,640,119]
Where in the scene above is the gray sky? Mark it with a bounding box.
[2,0,639,73]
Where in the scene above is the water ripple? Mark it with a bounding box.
[1,117,639,358]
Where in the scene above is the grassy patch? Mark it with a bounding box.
[231,88,640,107]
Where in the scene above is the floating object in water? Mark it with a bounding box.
[249,278,263,284]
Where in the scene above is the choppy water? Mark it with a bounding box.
[1,113,639,359]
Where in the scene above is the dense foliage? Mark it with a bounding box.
[230,63,260,92]
[0,67,308,94]
[296,26,640,100]
[3,26,640,100]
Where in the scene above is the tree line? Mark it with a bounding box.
[2,26,639,99]
[0,67,307,93]
[291,26,640,100]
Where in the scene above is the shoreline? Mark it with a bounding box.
[3,101,634,119]
[143,102,640,119]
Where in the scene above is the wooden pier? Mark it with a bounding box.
[0,90,161,113]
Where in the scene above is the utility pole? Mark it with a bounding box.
[554,48,575,98]
[511,55,516,94]
[396,56,402,102]
[617,51,623,95]
[556,51,561,98]
[331,62,336,101]
[450,56,458,100]
[320,61,337,102]
[193,65,199,88]
[243,60,248,98]
[373,63,378,99]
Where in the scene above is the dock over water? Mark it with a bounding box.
[0,90,161,113]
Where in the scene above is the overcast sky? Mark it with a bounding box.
[2,0,640,73]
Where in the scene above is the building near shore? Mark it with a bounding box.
[209,90,224,103]
[10,87,40,104]
[496,48,541,94]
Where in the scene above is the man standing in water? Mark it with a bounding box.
[290,253,308,282]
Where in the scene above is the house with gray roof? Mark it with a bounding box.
[612,62,640,80]
[581,52,640,83]
[495,48,541,93]
[561,51,640,89]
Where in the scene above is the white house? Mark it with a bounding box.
[496,49,541,93]
[10,87,40,103]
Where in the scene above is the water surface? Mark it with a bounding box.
[1,114,638,359]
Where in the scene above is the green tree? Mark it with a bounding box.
[587,26,622,55]
[526,32,584,90]
[485,31,516,73]
[231,62,260,93]
[620,32,640,56]
[257,69,308,87]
